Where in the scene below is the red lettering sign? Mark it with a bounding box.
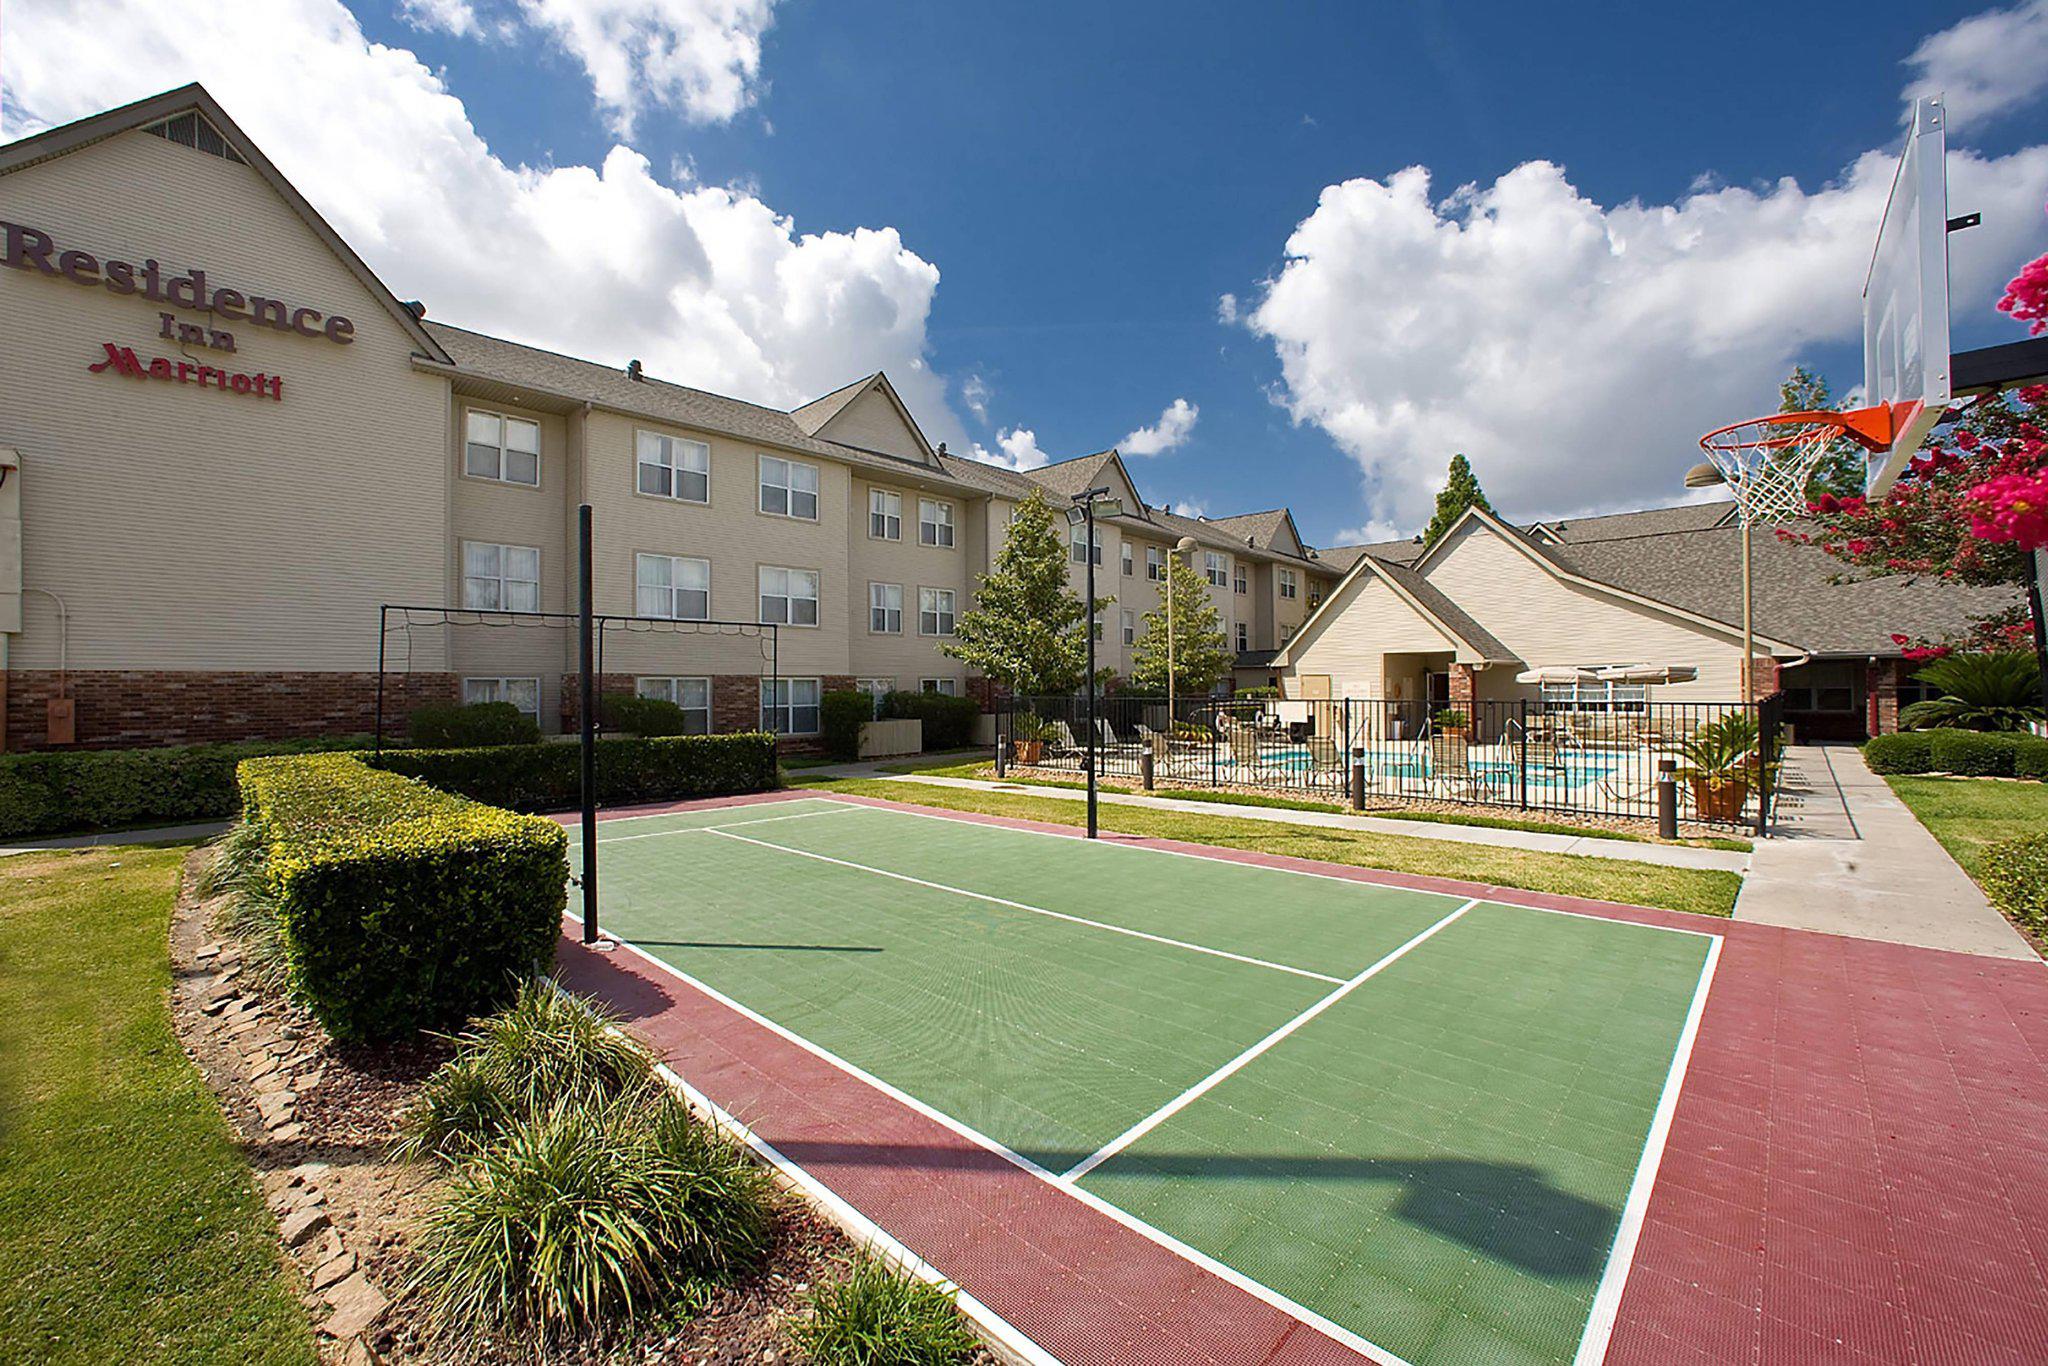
[86,341,283,401]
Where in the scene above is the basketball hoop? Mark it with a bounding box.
[1695,406,1897,525]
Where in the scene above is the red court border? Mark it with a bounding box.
[554,790,2048,1365]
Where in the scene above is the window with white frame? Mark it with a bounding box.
[760,677,821,734]
[464,410,540,486]
[1236,622,1249,652]
[1071,522,1102,565]
[1206,552,1228,586]
[919,586,955,636]
[1278,567,1299,599]
[1539,680,1650,713]
[635,676,711,733]
[1121,609,1136,645]
[869,489,902,540]
[463,676,539,715]
[758,455,819,520]
[635,553,710,620]
[461,542,539,611]
[636,430,709,502]
[920,678,960,696]
[1279,624,1294,645]
[1121,542,1134,576]
[869,582,903,634]
[1234,562,1248,594]
[759,566,820,626]
[855,677,893,716]
[1146,545,1165,580]
[918,498,955,547]
[1092,613,1105,641]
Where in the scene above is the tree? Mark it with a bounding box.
[1421,454,1493,548]
[1778,364,1866,500]
[1897,653,2046,732]
[942,489,1099,696]
[1128,554,1235,697]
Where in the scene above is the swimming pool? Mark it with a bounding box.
[1241,749,1620,791]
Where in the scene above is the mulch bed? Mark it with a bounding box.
[166,846,893,1365]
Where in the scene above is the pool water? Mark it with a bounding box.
[1246,749,1619,790]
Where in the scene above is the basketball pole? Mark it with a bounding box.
[1740,519,1754,702]
[578,502,599,945]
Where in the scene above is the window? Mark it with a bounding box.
[869,489,902,540]
[918,499,955,547]
[635,676,711,734]
[463,676,538,716]
[636,553,710,620]
[869,582,903,634]
[919,587,956,636]
[1279,625,1294,645]
[758,455,819,520]
[1308,584,1323,609]
[465,410,539,486]
[1540,680,1650,713]
[1093,614,1105,641]
[1121,609,1136,646]
[759,566,821,626]
[635,430,709,502]
[1070,522,1103,565]
[1236,622,1249,652]
[1234,562,1248,594]
[1206,552,1228,586]
[920,678,960,696]
[761,678,821,735]
[1146,545,1165,581]
[1121,542,1134,577]
[855,678,893,716]
[1278,568,1299,599]
[461,542,539,612]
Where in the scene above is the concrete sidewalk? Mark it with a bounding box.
[0,820,230,857]
[811,763,1752,873]
[1735,744,2038,960]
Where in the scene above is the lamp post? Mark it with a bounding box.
[1070,487,1123,838]
[1686,462,1754,700]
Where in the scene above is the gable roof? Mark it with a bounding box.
[1,83,451,365]
[1527,502,1738,543]
[1208,508,1306,556]
[1276,543,1518,669]
[789,371,940,466]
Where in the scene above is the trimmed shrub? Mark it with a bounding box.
[0,735,367,839]
[371,733,778,812]
[1862,731,1934,775]
[600,693,694,738]
[1929,729,2021,778]
[1980,834,2048,932]
[237,754,567,1040]
[2015,737,2048,781]
[788,1254,979,1365]
[1236,685,1283,700]
[407,701,541,748]
[879,690,979,751]
[820,690,873,762]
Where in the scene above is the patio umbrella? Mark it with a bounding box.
[1593,664,1699,684]
[1514,666,1605,685]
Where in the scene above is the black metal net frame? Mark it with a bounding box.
[371,604,780,756]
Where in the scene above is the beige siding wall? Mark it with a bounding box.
[846,475,974,692]
[1281,572,1459,699]
[0,129,451,670]
[820,388,927,464]
[1422,521,1746,700]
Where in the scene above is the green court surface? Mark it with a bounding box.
[572,796,1718,1366]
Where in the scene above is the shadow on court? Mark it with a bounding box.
[775,1138,1616,1278]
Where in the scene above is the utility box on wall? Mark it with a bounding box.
[46,697,75,746]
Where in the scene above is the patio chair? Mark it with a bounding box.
[1428,732,1488,799]
[1307,736,1345,779]
[1227,722,1264,770]
[1047,720,1082,754]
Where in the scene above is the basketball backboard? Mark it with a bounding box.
[1863,95,1952,496]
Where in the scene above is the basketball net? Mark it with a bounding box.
[1696,407,1896,525]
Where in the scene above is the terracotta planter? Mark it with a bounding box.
[1689,776,1749,822]
[1013,739,1044,764]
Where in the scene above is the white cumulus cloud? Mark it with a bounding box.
[510,0,779,134]
[1904,0,2048,128]
[0,0,960,437]
[1119,397,1199,457]
[973,427,1052,472]
[399,0,480,38]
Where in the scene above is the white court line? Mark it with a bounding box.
[702,825,1346,985]
[1572,932,1724,1366]
[586,923,1417,1366]
[1061,899,1479,1182]
[582,804,861,843]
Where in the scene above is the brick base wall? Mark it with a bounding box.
[1867,659,1903,735]
[1448,664,1476,708]
[2,669,459,752]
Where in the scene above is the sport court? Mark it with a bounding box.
[570,794,1720,1366]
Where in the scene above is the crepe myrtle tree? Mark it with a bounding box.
[943,488,1106,697]
[1129,553,1235,697]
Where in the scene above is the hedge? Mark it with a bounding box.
[0,736,368,839]
[598,693,695,737]
[820,690,872,762]
[408,701,541,748]
[370,733,778,811]
[2016,737,2048,781]
[879,690,979,751]
[1981,834,2048,933]
[1929,730,2021,778]
[1862,732,1933,775]
[238,754,567,1040]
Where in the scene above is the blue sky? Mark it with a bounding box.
[9,0,2048,542]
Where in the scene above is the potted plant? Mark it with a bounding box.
[1011,713,1055,765]
[1673,713,1760,822]
[1432,707,1469,736]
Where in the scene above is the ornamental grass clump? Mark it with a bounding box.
[788,1255,980,1366]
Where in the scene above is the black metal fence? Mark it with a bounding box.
[994,693,1785,834]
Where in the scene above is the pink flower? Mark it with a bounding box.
[2019,383,2048,407]
[2000,250,2048,336]
[1966,471,2048,550]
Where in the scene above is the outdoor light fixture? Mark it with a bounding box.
[1072,487,1122,837]
[1684,461,1726,490]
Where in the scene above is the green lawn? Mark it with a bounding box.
[1886,775,2048,881]
[0,847,314,1366]
[794,776,1742,918]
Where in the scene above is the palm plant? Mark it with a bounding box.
[1900,652,2047,732]
[1671,713,1759,790]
